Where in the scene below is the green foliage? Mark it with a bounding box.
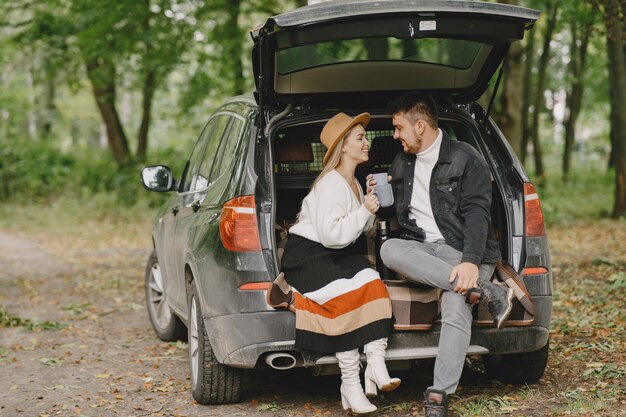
[451,394,521,416]
[0,137,187,207]
[535,168,615,224]
[608,271,626,291]
[0,307,67,331]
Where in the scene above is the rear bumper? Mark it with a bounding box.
[205,310,296,368]
[389,325,549,356]
[205,310,549,369]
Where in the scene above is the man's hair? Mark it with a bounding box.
[387,92,439,129]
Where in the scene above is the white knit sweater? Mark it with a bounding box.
[289,170,375,249]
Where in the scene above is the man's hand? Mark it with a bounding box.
[449,262,479,294]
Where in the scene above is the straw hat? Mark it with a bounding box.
[320,112,371,165]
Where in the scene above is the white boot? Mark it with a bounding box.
[364,338,401,397]
[335,349,377,414]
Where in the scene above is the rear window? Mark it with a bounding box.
[277,37,484,75]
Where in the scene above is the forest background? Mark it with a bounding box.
[0,1,624,416]
[0,0,624,224]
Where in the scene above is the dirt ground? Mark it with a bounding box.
[0,219,624,417]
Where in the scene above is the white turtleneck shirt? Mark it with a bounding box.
[408,128,444,242]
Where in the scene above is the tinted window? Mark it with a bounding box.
[193,115,230,191]
[181,122,213,192]
[211,117,244,183]
[277,37,484,74]
[205,116,245,201]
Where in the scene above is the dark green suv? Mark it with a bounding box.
[141,0,550,405]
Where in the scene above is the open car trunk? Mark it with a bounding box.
[268,106,520,277]
[252,0,539,111]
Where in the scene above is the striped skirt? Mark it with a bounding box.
[281,234,393,353]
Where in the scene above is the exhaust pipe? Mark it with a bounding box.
[265,353,297,370]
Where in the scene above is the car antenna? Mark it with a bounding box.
[486,58,506,120]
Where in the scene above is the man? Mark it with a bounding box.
[379,92,513,417]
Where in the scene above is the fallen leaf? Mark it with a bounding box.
[500,405,519,412]
[39,357,60,366]
[585,362,604,368]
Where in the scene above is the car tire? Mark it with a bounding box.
[482,340,549,384]
[144,250,186,342]
[188,282,242,404]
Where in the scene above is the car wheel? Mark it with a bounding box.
[188,283,242,404]
[144,250,186,341]
[482,340,549,384]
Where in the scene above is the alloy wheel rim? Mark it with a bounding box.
[147,262,172,330]
[189,295,199,389]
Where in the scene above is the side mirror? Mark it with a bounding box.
[141,165,174,192]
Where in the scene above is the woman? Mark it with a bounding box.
[267,112,400,414]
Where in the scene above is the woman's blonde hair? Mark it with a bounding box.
[293,123,366,223]
[293,126,357,223]
[311,136,345,189]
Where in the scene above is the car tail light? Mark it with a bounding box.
[524,183,546,237]
[523,266,549,275]
[220,195,262,252]
[239,282,272,291]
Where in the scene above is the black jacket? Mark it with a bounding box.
[388,130,501,265]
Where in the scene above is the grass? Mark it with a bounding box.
[0,307,67,331]
[0,193,159,234]
[451,394,523,417]
[532,168,616,225]
[554,390,617,416]
[450,396,494,416]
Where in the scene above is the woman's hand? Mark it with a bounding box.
[363,187,380,213]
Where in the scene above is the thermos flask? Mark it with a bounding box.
[375,220,395,280]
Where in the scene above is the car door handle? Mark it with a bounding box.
[172,207,179,215]
[191,201,201,212]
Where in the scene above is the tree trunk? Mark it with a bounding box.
[26,64,37,141]
[562,19,592,182]
[496,41,524,157]
[365,38,389,60]
[521,24,536,165]
[85,58,130,165]
[402,38,418,58]
[529,1,557,183]
[609,127,616,169]
[606,23,625,171]
[494,0,524,157]
[0,64,10,140]
[41,53,56,139]
[41,76,56,138]
[226,0,244,95]
[137,70,155,162]
[136,0,155,162]
[603,0,626,217]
